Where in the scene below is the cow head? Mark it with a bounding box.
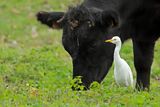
[37,5,119,89]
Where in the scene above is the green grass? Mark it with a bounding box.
[0,0,160,106]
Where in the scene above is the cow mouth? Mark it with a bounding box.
[72,60,113,90]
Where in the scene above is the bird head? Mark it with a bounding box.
[105,36,121,45]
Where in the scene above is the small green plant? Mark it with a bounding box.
[71,76,85,91]
[90,81,101,89]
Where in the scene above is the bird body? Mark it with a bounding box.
[114,58,133,87]
[105,36,133,87]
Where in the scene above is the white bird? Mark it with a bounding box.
[105,36,134,87]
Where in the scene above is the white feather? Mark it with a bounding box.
[106,36,134,87]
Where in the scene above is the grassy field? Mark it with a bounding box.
[0,0,160,106]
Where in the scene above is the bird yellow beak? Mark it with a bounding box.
[105,39,113,43]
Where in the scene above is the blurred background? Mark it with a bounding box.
[0,0,160,106]
[0,0,82,47]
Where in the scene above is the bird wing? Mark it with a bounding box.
[121,59,134,86]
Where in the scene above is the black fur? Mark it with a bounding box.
[37,0,160,90]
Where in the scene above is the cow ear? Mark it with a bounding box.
[100,10,119,28]
[36,11,65,29]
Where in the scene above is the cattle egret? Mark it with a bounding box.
[105,36,133,87]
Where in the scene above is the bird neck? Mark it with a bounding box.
[114,42,122,63]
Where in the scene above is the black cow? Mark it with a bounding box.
[37,0,160,90]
